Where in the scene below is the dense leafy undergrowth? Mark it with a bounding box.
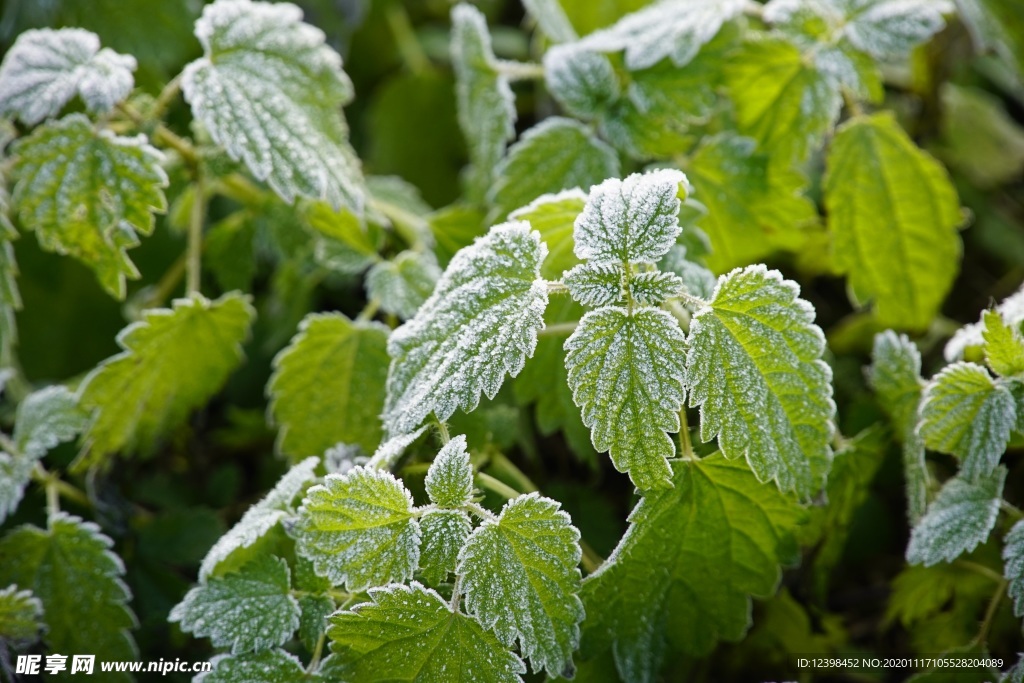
[1,0,1024,681]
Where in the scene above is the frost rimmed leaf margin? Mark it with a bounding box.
[181,0,364,212]
[383,222,548,436]
[685,265,835,498]
[0,28,136,125]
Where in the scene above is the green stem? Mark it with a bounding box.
[371,197,429,250]
[187,172,206,294]
[356,298,381,322]
[308,632,327,672]
[449,573,464,612]
[1001,500,1024,522]
[537,320,579,337]
[476,472,522,500]
[150,74,182,122]
[386,2,431,75]
[32,463,91,511]
[678,409,695,460]
[147,250,189,307]
[489,452,538,493]
[971,580,1007,647]
[955,559,1005,584]
[546,281,570,295]
[495,60,546,81]
[435,418,451,445]
[466,501,499,523]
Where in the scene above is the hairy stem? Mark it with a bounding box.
[476,472,522,500]
[32,463,91,512]
[435,418,451,445]
[150,74,182,122]
[495,60,546,81]
[538,320,579,337]
[187,172,206,294]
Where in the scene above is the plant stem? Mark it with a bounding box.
[546,281,570,294]
[32,463,92,510]
[743,0,765,19]
[435,418,451,445]
[466,501,499,523]
[356,298,381,322]
[476,472,522,500]
[674,290,708,309]
[972,580,1007,647]
[496,60,546,81]
[449,574,463,612]
[150,74,182,122]
[1001,500,1024,522]
[489,452,538,493]
[386,1,431,75]
[187,172,206,294]
[538,320,579,337]
[147,250,189,307]
[308,632,326,672]
[678,408,695,460]
[955,559,1005,584]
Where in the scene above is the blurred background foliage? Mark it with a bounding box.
[2,0,1024,680]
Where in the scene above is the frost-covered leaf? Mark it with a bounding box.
[171,555,300,653]
[0,585,43,646]
[365,425,429,471]
[868,331,929,522]
[946,287,1024,362]
[919,362,1015,482]
[509,189,586,279]
[627,271,684,306]
[565,306,687,490]
[686,265,834,498]
[906,467,1006,566]
[0,452,33,526]
[543,46,620,121]
[0,28,135,125]
[268,313,389,459]
[458,493,583,677]
[418,509,472,586]
[384,223,548,436]
[837,0,950,59]
[726,37,841,162]
[365,251,441,321]
[77,292,254,469]
[295,466,420,591]
[825,112,962,329]
[1004,519,1024,618]
[684,134,818,271]
[199,649,316,683]
[425,435,474,508]
[523,0,578,42]
[14,385,87,459]
[564,262,624,307]
[0,192,19,366]
[182,0,363,211]
[983,310,1024,378]
[578,0,746,70]
[574,169,686,265]
[490,117,619,221]
[451,3,516,202]
[659,245,717,300]
[301,200,379,272]
[11,114,168,298]
[581,455,803,682]
[299,595,334,653]
[200,457,318,579]
[327,582,525,682]
[0,514,137,675]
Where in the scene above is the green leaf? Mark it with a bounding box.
[298,594,334,653]
[327,582,525,682]
[0,188,19,366]
[946,287,1024,362]
[14,385,87,459]
[626,272,684,306]
[825,112,962,329]
[0,28,135,124]
[564,262,624,307]
[868,331,929,522]
[939,84,1024,188]
[182,0,363,212]
[205,212,258,293]
[489,117,619,221]
[919,362,1015,481]
[295,466,420,591]
[383,223,548,436]
[171,555,299,653]
[300,200,379,274]
[834,0,948,60]
[451,3,516,202]
[0,451,33,526]
[77,292,254,469]
[268,312,389,459]
[202,649,317,683]
[564,306,687,489]
[578,0,745,69]
[658,244,717,300]
[509,189,586,279]
[0,514,137,675]
[684,134,818,272]
[543,46,620,121]
[574,169,686,265]
[906,467,1006,566]
[1004,519,1024,618]
[418,509,472,586]
[11,114,168,298]
[0,584,43,645]
[686,265,834,497]
[726,37,841,162]
[200,457,318,579]
[983,309,1024,377]
[458,493,583,677]
[581,455,803,682]
[425,434,474,508]
[365,251,440,321]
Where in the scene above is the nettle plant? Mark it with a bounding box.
[0,0,1021,681]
